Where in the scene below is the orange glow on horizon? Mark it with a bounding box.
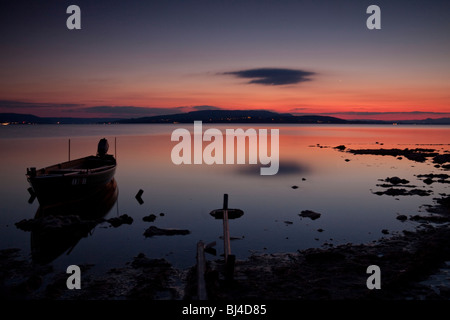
[1,76,448,120]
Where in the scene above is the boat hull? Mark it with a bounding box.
[27,155,117,206]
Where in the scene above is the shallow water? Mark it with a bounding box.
[1,124,449,274]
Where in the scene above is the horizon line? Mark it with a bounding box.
[1,109,450,123]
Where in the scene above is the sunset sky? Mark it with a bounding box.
[1,0,449,120]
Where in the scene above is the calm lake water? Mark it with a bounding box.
[1,124,449,274]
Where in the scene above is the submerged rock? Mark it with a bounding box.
[334,145,346,151]
[143,226,190,237]
[106,214,133,228]
[299,210,321,220]
[143,214,157,222]
[409,215,449,223]
[15,215,96,233]
[385,176,410,185]
[433,154,450,165]
[417,173,450,185]
[373,188,432,197]
[425,194,450,216]
[346,148,438,163]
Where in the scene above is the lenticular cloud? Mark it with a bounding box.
[223,68,315,86]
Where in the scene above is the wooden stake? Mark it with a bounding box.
[196,241,207,300]
[225,254,236,282]
[68,139,71,161]
[223,194,231,262]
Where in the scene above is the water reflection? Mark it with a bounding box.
[2,125,450,270]
[28,179,118,264]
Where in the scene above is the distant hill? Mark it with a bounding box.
[398,118,450,125]
[1,111,449,125]
[0,113,42,123]
[117,110,349,124]
[0,113,119,124]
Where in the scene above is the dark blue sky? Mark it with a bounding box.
[1,0,449,119]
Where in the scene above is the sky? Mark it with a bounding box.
[0,0,449,120]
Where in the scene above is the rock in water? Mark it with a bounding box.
[106,214,133,228]
[299,210,321,220]
[143,214,157,222]
[143,226,190,237]
[385,176,410,185]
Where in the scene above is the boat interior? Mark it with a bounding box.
[28,155,116,177]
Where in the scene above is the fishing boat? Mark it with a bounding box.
[26,138,117,206]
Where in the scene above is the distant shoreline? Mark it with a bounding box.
[2,110,450,125]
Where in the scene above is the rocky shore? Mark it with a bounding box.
[1,194,449,300]
[203,222,450,300]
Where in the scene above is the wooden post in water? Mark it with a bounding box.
[68,139,71,161]
[196,241,207,300]
[223,194,231,263]
[115,137,117,159]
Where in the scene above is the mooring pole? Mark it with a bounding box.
[115,137,117,159]
[68,139,71,161]
[196,241,208,300]
[223,194,231,262]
